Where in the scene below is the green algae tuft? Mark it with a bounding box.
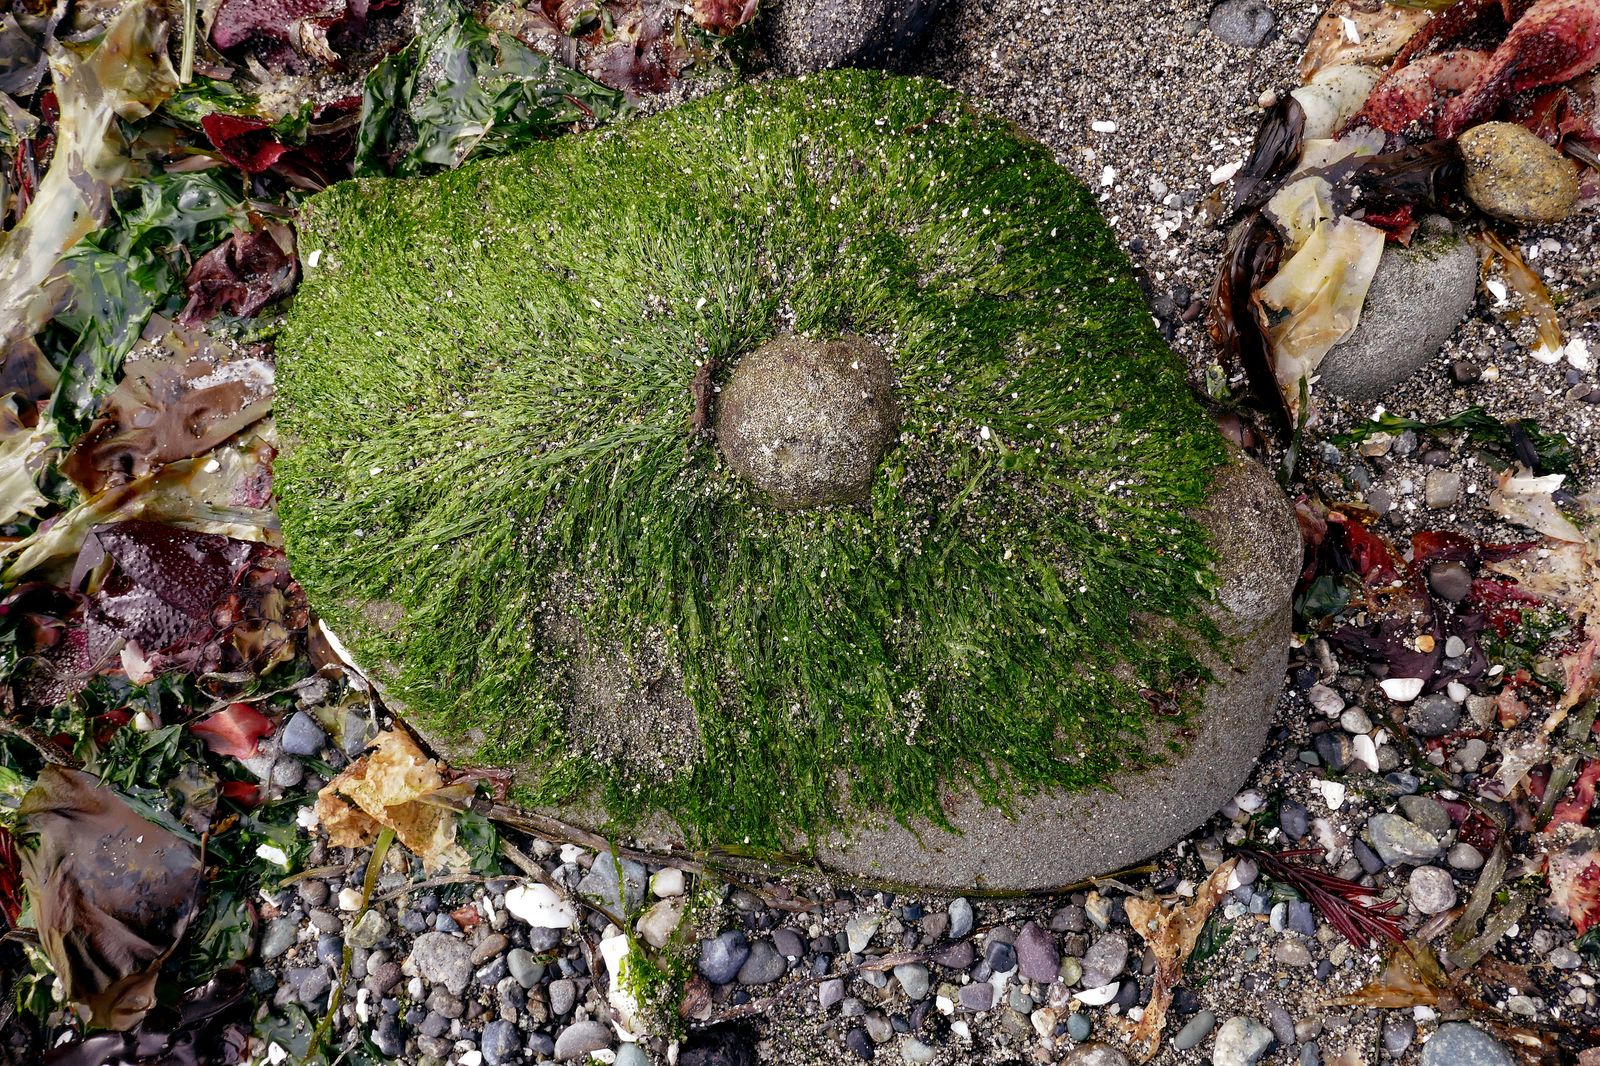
[275,70,1230,847]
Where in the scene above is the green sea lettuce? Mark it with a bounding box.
[277,71,1230,846]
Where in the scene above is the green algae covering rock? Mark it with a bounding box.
[277,71,1300,889]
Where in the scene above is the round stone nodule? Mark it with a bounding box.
[716,334,899,509]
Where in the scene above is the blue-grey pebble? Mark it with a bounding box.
[480,1019,519,1066]
[261,917,299,960]
[736,939,786,985]
[1112,979,1139,1011]
[772,927,805,958]
[958,983,993,1011]
[373,1014,405,1058]
[1279,801,1309,841]
[506,948,543,989]
[1420,1022,1514,1066]
[984,939,1016,974]
[1383,1015,1416,1056]
[1172,1010,1215,1052]
[613,1044,649,1066]
[279,711,328,756]
[1208,0,1275,47]
[697,930,750,985]
[948,898,974,940]
[1265,1002,1295,1048]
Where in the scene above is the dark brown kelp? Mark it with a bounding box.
[1209,213,1290,433]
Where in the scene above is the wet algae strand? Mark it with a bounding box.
[276,71,1229,847]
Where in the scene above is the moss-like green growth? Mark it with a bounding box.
[276,71,1229,847]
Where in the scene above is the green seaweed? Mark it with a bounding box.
[276,71,1229,848]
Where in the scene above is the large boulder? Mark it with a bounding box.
[277,72,1299,892]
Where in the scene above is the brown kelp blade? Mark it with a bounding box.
[1210,213,1290,434]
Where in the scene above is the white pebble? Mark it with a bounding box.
[1567,338,1592,370]
[1446,681,1470,702]
[1352,734,1380,773]
[256,843,290,869]
[651,867,686,898]
[1209,161,1242,185]
[337,887,364,912]
[1091,120,1117,133]
[1380,677,1425,702]
[505,883,577,929]
[1317,780,1347,810]
[1444,636,1467,658]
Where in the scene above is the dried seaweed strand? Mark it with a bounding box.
[1448,892,1528,971]
[1449,841,1508,953]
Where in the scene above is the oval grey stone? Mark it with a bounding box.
[1317,216,1478,401]
[1421,1022,1515,1066]
[553,1019,615,1061]
[1367,813,1442,866]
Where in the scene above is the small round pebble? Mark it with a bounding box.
[736,939,787,985]
[1080,934,1129,988]
[893,962,930,1000]
[1208,0,1274,46]
[1409,866,1458,915]
[1213,1015,1274,1066]
[279,711,328,756]
[1383,1015,1416,1057]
